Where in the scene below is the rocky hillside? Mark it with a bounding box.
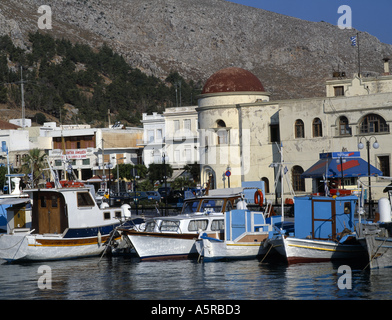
[1,0,392,100]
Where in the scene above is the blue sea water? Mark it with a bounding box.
[0,256,390,301]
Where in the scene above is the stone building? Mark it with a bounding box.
[197,62,392,203]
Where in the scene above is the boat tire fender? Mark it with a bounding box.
[254,189,264,207]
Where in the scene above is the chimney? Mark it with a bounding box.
[383,57,390,75]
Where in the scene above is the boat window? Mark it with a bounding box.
[200,199,224,212]
[160,220,180,232]
[181,200,200,214]
[145,221,156,232]
[40,196,47,208]
[224,200,233,212]
[188,219,208,232]
[77,192,95,207]
[211,219,224,231]
[115,211,121,219]
[344,202,351,214]
[51,195,58,208]
[103,211,110,220]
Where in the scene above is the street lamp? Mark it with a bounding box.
[106,162,113,206]
[336,156,346,189]
[133,167,140,215]
[116,157,126,193]
[358,136,379,218]
[162,152,167,216]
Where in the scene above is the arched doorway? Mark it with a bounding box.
[202,166,216,190]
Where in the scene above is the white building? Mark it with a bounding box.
[140,112,165,166]
[163,106,199,169]
[41,123,143,181]
[141,107,200,170]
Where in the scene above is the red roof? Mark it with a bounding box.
[202,67,265,94]
[0,120,21,130]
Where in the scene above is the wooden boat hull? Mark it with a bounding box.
[360,235,392,269]
[196,237,269,261]
[271,236,366,264]
[125,231,199,261]
[0,228,118,262]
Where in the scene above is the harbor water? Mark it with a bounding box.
[0,255,391,300]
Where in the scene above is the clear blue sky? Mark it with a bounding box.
[229,0,392,45]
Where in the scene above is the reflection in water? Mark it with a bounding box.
[0,256,390,300]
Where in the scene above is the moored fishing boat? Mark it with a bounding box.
[0,179,125,262]
[117,193,241,260]
[195,197,283,261]
[356,183,392,269]
[269,194,367,264]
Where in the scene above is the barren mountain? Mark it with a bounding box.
[1,0,392,100]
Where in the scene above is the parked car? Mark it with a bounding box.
[95,190,106,205]
[158,186,172,199]
[110,192,132,206]
[146,191,161,202]
[132,191,148,203]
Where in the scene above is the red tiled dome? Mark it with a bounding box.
[202,67,265,94]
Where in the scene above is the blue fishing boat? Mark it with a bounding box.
[195,200,282,261]
[269,194,367,264]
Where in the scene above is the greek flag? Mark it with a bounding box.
[350,36,357,47]
[1,141,7,153]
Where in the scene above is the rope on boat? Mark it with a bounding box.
[0,229,35,251]
[98,226,120,264]
[197,246,204,263]
[362,236,388,271]
[259,243,275,264]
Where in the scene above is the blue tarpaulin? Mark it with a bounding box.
[301,152,383,178]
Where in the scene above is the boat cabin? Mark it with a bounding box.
[22,187,123,235]
[142,195,241,236]
[294,195,358,241]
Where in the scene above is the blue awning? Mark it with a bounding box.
[302,152,383,178]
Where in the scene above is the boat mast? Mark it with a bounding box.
[280,143,284,223]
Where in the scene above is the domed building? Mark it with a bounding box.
[197,63,392,205]
[197,67,276,190]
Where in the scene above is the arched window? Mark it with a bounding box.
[312,118,322,137]
[359,114,389,134]
[339,116,351,136]
[261,177,270,194]
[292,166,305,192]
[295,119,304,138]
[216,120,226,128]
[216,119,228,144]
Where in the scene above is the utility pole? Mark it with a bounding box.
[20,66,25,128]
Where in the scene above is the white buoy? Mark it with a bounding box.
[378,197,391,222]
[121,204,131,220]
[100,202,109,209]
[10,177,21,195]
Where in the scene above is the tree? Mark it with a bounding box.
[184,162,200,183]
[116,163,147,180]
[34,112,47,125]
[0,165,8,191]
[147,163,173,184]
[171,177,195,190]
[20,148,48,187]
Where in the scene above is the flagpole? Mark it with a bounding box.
[357,32,361,77]
[280,143,284,223]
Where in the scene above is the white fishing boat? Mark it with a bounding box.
[0,178,126,262]
[195,195,283,261]
[356,183,392,269]
[269,195,367,264]
[117,194,241,260]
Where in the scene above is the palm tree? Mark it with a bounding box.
[20,148,48,187]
